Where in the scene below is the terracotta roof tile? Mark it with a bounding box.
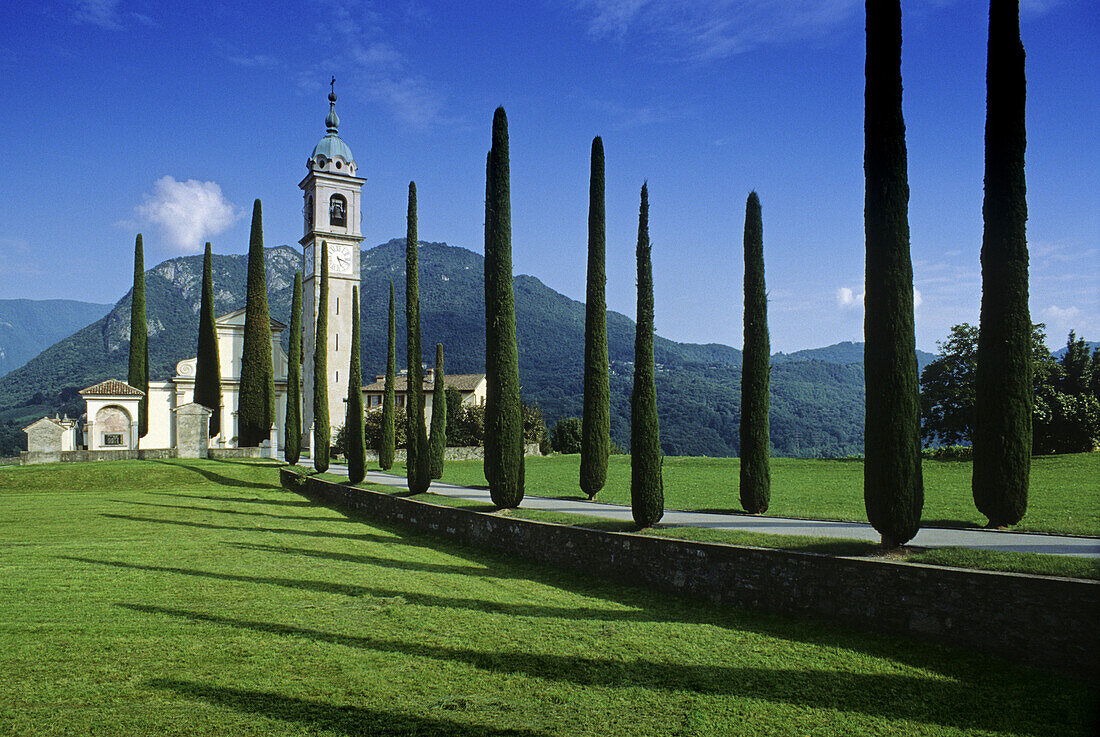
[361,373,485,393]
[79,379,146,397]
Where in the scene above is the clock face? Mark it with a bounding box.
[304,245,314,277]
[331,244,353,274]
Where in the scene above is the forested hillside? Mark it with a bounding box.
[2,239,877,457]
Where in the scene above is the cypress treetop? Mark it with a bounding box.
[284,270,303,464]
[581,135,610,499]
[739,191,771,514]
[483,106,525,508]
[194,242,222,438]
[127,233,149,439]
[863,0,924,547]
[238,200,276,447]
[631,182,664,527]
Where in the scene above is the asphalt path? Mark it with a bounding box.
[324,465,1100,559]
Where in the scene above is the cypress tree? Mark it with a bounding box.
[483,106,525,508]
[428,343,447,479]
[379,279,397,471]
[345,287,366,484]
[631,182,663,527]
[863,0,924,547]
[405,183,430,494]
[740,191,771,514]
[194,242,222,439]
[238,200,276,448]
[127,233,149,439]
[284,271,302,464]
[313,243,330,472]
[580,136,610,499]
[973,0,1031,527]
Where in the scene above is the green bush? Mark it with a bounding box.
[551,417,583,454]
[921,445,973,461]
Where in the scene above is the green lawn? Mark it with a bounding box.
[436,453,1100,536]
[1,459,1097,736]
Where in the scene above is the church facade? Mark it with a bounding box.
[22,90,441,459]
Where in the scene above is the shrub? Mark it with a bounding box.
[551,417,584,454]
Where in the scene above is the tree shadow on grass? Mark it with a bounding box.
[150,459,281,490]
[129,605,1083,737]
[919,518,986,531]
[148,491,318,508]
[69,546,521,583]
[68,553,646,621]
[99,513,415,546]
[147,679,548,737]
[110,498,353,523]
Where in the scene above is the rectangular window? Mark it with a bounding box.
[336,297,340,315]
[335,333,339,351]
[103,433,123,446]
[335,370,339,384]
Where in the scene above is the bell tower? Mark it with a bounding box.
[300,85,366,449]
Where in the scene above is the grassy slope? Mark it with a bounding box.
[1,459,1096,736]
[436,453,1100,536]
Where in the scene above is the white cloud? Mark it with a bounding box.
[70,0,154,30]
[298,0,447,128]
[72,0,123,29]
[133,176,242,253]
[1041,305,1081,329]
[837,286,864,308]
[574,0,861,59]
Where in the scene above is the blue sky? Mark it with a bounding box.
[0,0,1095,353]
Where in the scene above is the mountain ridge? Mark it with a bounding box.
[0,299,113,377]
[2,239,880,457]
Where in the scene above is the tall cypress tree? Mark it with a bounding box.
[346,286,366,484]
[284,271,302,464]
[483,106,525,508]
[194,242,222,439]
[405,183,430,494]
[863,0,924,548]
[127,233,149,439]
[973,0,1031,527]
[631,183,663,527]
[313,243,330,472]
[740,191,771,514]
[580,136,610,499]
[428,343,447,479]
[379,279,397,471]
[238,200,276,448]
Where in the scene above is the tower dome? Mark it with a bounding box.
[310,90,356,173]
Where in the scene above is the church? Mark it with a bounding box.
[145,88,365,455]
[25,89,484,460]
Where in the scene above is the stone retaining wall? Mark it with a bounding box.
[360,443,541,463]
[11,447,273,464]
[209,447,269,460]
[20,448,178,464]
[282,468,1100,675]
